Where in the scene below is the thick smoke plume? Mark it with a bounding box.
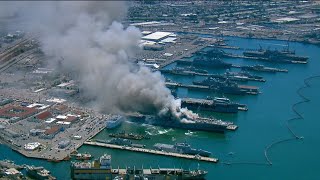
[0,1,198,121]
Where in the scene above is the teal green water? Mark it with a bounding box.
[1,36,320,180]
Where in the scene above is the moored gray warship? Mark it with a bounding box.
[154,142,212,157]
[243,46,308,63]
[193,77,260,95]
[70,154,208,180]
[181,97,248,113]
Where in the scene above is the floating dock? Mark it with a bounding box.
[84,141,219,163]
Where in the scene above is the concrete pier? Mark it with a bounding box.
[159,39,213,69]
[84,141,219,163]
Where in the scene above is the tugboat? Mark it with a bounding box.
[76,153,92,160]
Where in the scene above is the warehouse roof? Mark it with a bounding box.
[142,32,172,41]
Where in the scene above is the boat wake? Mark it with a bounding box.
[185,130,197,137]
[261,42,288,47]
[144,126,174,136]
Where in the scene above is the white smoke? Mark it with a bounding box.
[0,1,198,121]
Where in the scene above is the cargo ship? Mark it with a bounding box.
[26,166,56,180]
[70,154,208,179]
[241,64,288,73]
[181,97,248,113]
[106,115,124,129]
[109,131,150,140]
[193,77,260,95]
[243,47,308,63]
[154,142,211,157]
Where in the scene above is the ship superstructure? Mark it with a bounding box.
[154,142,211,157]
[243,47,308,63]
[193,77,260,95]
[143,115,237,133]
[181,97,248,113]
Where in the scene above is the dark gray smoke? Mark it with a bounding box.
[0,1,198,121]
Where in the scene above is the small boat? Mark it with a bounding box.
[76,153,92,160]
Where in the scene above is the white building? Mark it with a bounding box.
[142,32,173,42]
[58,139,71,149]
[24,142,41,151]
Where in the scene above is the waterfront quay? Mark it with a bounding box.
[84,141,219,163]
[0,106,108,161]
[0,88,110,161]
[159,38,214,69]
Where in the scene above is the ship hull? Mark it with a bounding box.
[193,81,248,95]
[71,167,207,180]
[127,116,228,133]
[181,102,239,113]
[152,121,227,133]
[243,51,308,63]
[193,61,232,68]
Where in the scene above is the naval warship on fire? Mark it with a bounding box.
[129,115,237,133]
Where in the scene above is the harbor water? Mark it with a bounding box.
[1,36,320,180]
